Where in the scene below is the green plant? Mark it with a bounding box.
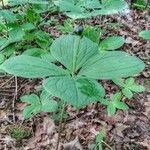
[100,92,129,116]
[0,0,53,58]
[95,129,105,150]
[0,24,145,150]
[133,0,150,9]
[113,78,145,99]
[7,125,31,140]
[54,0,128,19]
[83,25,103,44]
[20,90,58,119]
[57,19,74,34]
[139,30,150,40]
[0,35,145,109]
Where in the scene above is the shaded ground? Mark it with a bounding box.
[0,9,150,150]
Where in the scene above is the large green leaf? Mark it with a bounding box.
[99,36,125,51]
[0,55,68,78]
[0,10,17,22]
[43,76,105,108]
[7,0,49,5]
[79,51,145,79]
[54,0,128,19]
[50,35,98,73]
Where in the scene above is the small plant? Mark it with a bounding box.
[0,34,145,149]
[95,128,106,150]
[7,125,31,140]
[113,78,145,99]
[100,92,129,116]
[20,90,58,119]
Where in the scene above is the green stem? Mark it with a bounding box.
[55,102,66,150]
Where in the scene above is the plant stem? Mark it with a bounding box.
[55,102,66,150]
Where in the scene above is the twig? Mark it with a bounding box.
[101,140,113,150]
[56,102,66,150]
[0,76,14,88]
[12,76,18,123]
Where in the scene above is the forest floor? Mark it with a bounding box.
[0,9,150,150]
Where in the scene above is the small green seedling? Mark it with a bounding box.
[113,78,145,99]
[7,125,31,140]
[100,92,129,116]
[95,128,106,150]
[20,90,58,119]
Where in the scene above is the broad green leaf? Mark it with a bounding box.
[8,0,49,5]
[0,54,5,64]
[54,0,128,19]
[41,99,58,112]
[122,88,133,99]
[21,94,40,104]
[35,31,53,49]
[41,53,56,63]
[51,35,98,73]
[99,36,125,51]
[40,90,58,112]
[129,85,145,92]
[139,30,150,40]
[23,48,47,57]
[43,76,105,108]
[0,10,17,22]
[0,55,68,78]
[23,105,41,119]
[94,0,128,16]
[0,38,7,47]
[21,23,35,31]
[0,28,25,51]
[107,103,116,116]
[21,94,41,119]
[79,51,145,79]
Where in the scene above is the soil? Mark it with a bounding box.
[0,8,150,150]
